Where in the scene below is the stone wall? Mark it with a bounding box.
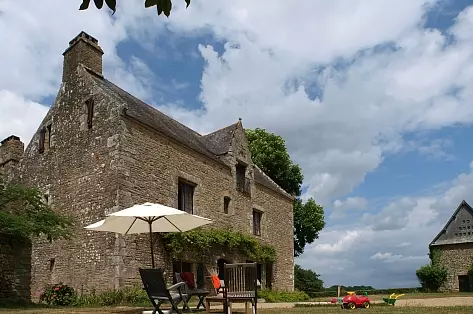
[19,65,128,297]
[118,116,294,290]
[0,136,24,182]
[253,184,294,290]
[0,235,31,303]
[437,243,473,291]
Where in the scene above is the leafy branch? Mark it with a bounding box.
[79,0,191,17]
[163,228,277,263]
[0,177,73,242]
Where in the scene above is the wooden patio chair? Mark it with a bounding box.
[223,263,258,314]
[139,268,190,314]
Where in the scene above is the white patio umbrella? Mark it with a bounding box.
[84,202,212,268]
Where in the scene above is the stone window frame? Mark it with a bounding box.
[85,98,94,129]
[221,191,235,215]
[235,162,246,191]
[174,171,201,216]
[252,205,265,237]
[38,127,46,154]
[178,179,195,214]
[223,196,231,215]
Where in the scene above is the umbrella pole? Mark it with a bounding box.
[149,220,155,268]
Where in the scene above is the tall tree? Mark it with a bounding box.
[79,0,190,17]
[245,128,325,257]
[0,177,73,241]
[294,264,324,295]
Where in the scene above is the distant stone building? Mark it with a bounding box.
[429,200,473,292]
[0,32,295,300]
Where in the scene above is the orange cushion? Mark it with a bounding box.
[211,275,221,289]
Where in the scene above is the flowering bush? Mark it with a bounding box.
[39,282,77,306]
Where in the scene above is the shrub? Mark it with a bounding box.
[73,286,149,307]
[416,264,447,292]
[257,289,310,302]
[39,283,77,306]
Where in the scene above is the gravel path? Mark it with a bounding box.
[396,297,473,307]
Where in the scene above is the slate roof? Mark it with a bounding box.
[430,200,473,246]
[200,123,239,155]
[87,70,294,200]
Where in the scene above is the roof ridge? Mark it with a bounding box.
[202,121,239,138]
[103,77,202,138]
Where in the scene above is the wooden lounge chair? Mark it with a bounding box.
[139,268,190,314]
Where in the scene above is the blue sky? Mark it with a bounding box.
[3,0,473,289]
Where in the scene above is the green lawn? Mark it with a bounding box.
[312,292,473,302]
[1,306,473,314]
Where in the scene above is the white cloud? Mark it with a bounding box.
[0,0,155,143]
[298,160,473,287]
[370,252,425,263]
[333,197,368,211]
[152,0,473,204]
[4,0,473,289]
[0,90,48,145]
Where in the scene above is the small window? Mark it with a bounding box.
[44,194,49,205]
[49,258,55,271]
[463,220,466,224]
[253,210,262,236]
[178,180,194,214]
[86,98,94,129]
[223,196,231,214]
[38,127,46,153]
[47,124,52,148]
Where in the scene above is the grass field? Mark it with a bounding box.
[1,306,473,314]
[313,292,473,301]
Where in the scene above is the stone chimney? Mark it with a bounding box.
[62,31,104,82]
[0,135,24,182]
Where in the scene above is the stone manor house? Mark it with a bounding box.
[0,32,295,301]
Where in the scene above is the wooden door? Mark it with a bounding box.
[458,275,470,292]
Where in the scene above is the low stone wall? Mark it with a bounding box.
[0,235,31,303]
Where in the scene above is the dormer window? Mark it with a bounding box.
[86,98,94,129]
[236,163,250,195]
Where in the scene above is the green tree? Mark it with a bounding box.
[294,264,324,296]
[0,177,73,241]
[79,0,190,17]
[415,248,447,292]
[293,198,325,257]
[245,128,325,257]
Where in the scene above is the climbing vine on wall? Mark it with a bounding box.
[162,228,276,263]
[468,263,473,277]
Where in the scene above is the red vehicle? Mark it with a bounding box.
[341,292,371,309]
